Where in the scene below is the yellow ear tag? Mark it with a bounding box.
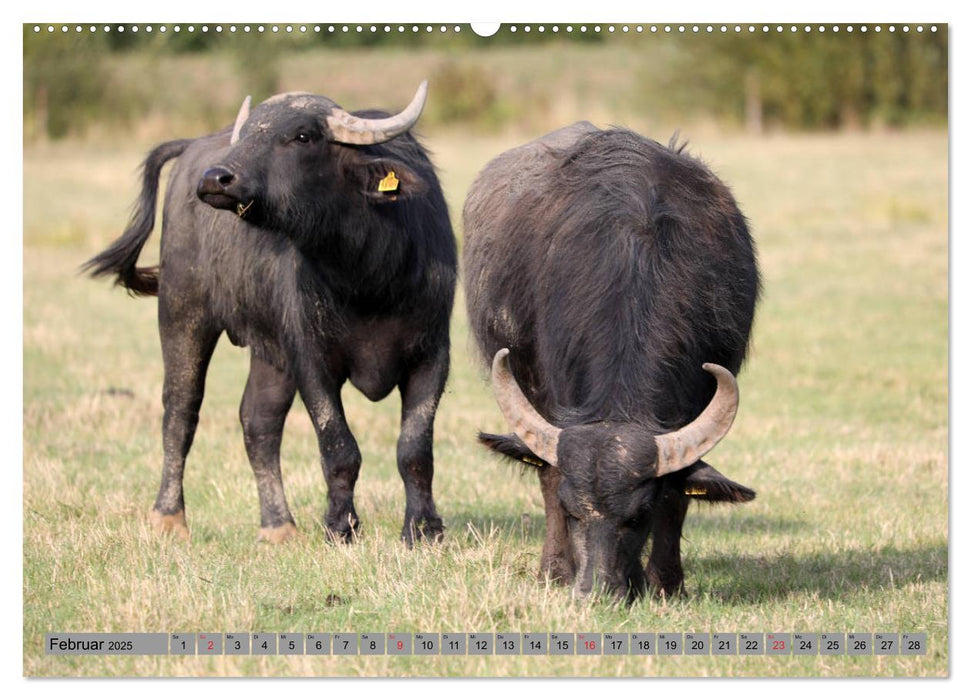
[684,486,708,496]
[378,170,399,193]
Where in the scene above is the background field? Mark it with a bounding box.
[22,34,948,677]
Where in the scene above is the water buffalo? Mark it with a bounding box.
[84,82,456,546]
[463,122,760,600]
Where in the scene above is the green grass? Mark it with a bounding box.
[23,128,947,677]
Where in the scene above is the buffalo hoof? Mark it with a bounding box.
[258,522,299,544]
[650,584,687,600]
[324,521,359,544]
[401,518,444,548]
[540,558,576,586]
[539,548,577,586]
[646,568,686,599]
[149,508,190,541]
[326,528,355,544]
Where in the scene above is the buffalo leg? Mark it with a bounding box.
[240,354,298,543]
[151,306,220,540]
[538,465,576,584]
[396,353,448,546]
[299,376,362,542]
[645,479,690,597]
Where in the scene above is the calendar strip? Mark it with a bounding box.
[45,632,927,656]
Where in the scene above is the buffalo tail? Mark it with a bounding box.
[81,139,193,296]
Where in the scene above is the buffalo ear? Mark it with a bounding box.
[680,460,755,503]
[477,432,549,469]
[353,156,429,202]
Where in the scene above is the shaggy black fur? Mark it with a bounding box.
[85,95,457,546]
[463,122,760,599]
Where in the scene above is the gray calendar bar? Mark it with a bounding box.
[45,633,168,655]
[44,631,929,655]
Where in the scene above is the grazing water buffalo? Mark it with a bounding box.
[84,82,456,545]
[463,122,760,601]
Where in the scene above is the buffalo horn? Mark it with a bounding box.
[653,363,739,476]
[230,95,252,146]
[325,80,428,145]
[491,348,562,466]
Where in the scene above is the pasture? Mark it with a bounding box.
[23,126,947,676]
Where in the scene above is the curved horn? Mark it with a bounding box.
[653,363,739,477]
[325,80,428,145]
[230,95,251,146]
[491,348,562,466]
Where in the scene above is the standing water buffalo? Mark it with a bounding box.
[463,122,760,601]
[84,82,456,546]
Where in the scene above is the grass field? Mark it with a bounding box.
[22,126,948,677]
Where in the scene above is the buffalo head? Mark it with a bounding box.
[490,348,753,601]
[196,82,431,237]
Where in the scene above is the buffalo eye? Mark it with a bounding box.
[290,127,320,144]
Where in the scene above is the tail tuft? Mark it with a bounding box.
[81,139,192,297]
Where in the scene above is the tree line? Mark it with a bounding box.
[24,24,947,139]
